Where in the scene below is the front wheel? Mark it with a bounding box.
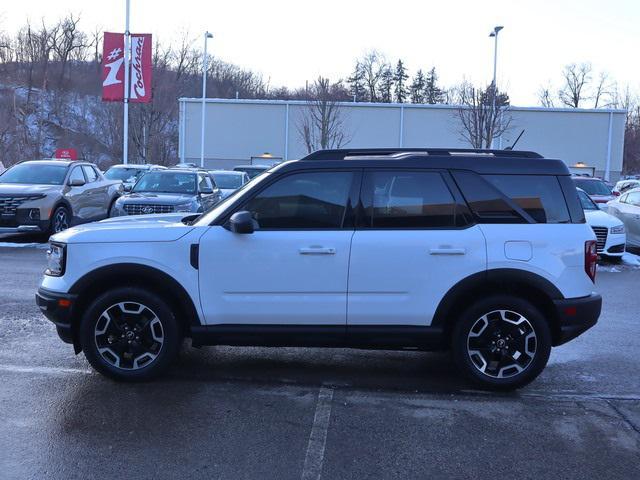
[49,206,70,235]
[79,287,182,381]
[451,295,551,391]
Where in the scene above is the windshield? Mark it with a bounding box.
[574,178,611,195]
[577,190,598,210]
[212,172,244,189]
[133,171,197,194]
[105,167,146,182]
[0,163,68,185]
[192,172,272,226]
[234,167,268,179]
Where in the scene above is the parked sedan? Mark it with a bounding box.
[104,164,166,191]
[208,170,250,199]
[110,169,222,217]
[577,189,625,258]
[613,179,640,195]
[606,188,640,249]
[0,160,122,235]
[572,176,616,208]
[233,164,270,179]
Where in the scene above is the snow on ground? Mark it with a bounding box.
[0,243,48,249]
[598,252,640,272]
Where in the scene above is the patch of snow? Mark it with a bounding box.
[621,252,640,266]
[0,242,48,249]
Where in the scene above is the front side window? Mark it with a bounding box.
[362,170,456,228]
[198,174,213,192]
[577,189,599,211]
[626,192,640,206]
[243,171,354,229]
[69,167,85,184]
[82,166,98,182]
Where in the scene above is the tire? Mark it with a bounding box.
[79,287,182,381]
[107,200,117,218]
[49,205,70,235]
[451,295,551,391]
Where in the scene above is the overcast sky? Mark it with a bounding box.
[2,0,639,105]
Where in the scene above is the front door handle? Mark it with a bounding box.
[299,247,336,255]
[429,247,466,255]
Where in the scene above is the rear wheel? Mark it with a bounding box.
[451,295,551,391]
[79,287,182,381]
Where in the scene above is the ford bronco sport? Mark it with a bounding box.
[36,148,601,390]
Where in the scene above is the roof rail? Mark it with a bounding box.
[300,148,543,160]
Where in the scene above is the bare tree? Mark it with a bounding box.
[296,77,351,153]
[537,84,555,108]
[592,72,614,108]
[558,63,592,108]
[359,50,388,102]
[454,82,512,149]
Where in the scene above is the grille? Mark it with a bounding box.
[0,196,30,215]
[591,226,608,253]
[123,204,175,215]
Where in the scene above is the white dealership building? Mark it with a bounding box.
[178,98,626,180]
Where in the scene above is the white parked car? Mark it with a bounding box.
[577,189,625,258]
[606,188,640,249]
[613,179,640,195]
[36,148,601,390]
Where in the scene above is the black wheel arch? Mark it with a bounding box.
[67,263,201,352]
[432,268,564,346]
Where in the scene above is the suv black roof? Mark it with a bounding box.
[277,148,569,176]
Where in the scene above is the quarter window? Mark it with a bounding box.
[484,175,571,223]
[243,171,354,229]
[362,171,456,228]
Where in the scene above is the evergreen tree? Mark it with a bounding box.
[410,69,426,103]
[346,61,367,102]
[424,67,445,104]
[393,60,409,103]
[379,66,394,103]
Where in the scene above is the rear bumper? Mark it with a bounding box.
[552,293,602,346]
[35,287,77,344]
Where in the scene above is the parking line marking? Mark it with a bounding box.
[301,386,334,480]
[0,364,92,375]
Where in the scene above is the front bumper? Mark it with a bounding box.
[35,287,78,344]
[0,209,50,234]
[552,293,602,346]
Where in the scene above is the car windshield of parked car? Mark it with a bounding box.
[212,173,244,189]
[574,178,611,195]
[0,163,68,185]
[577,189,599,210]
[132,171,196,194]
[105,167,146,182]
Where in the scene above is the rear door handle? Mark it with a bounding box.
[429,247,466,255]
[299,247,336,255]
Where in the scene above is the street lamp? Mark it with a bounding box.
[200,31,213,168]
[489,25,503,148]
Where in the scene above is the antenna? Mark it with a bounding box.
[505,129,525,151]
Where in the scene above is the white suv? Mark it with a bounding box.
[36,148,602,390]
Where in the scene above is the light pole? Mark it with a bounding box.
[200,31,213,168]
[489,25,503,148]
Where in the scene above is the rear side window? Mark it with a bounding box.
[244,171,354,229]
[484,175,571,223]
[361,171,456,228]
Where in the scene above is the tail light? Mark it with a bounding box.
[585,240,597,282]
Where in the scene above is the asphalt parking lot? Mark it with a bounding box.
[0,243,639,479]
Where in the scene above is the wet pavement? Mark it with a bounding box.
[0,245,639,479]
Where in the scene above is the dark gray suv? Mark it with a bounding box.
[110,169,222,216]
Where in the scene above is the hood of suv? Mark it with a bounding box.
[0,183,62,195]
[585,208,623,229]
[51,213,197,244]
[119,192,196,205]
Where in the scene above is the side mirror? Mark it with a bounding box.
[229,211,254,234]
[68,178,85,187]
[123,184,133,192]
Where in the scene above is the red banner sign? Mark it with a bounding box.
[101,32,152,103]
[54,148,78,160]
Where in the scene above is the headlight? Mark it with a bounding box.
[610,224,625,234]
[45,243,66,277]
[174,202,195,213]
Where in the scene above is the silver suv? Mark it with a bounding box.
[0,160,122,235]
